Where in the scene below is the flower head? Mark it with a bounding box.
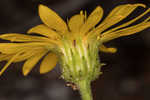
[0,4,149,81]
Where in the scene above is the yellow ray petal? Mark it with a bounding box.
[0,52,21,75]
[96,4,145,34]
[0,53,28,62]
[99,44,117,53]
[0,47,46,62]
[0,33,50,42]
[0,53,28,63]
[68,11,85,32]
[101,21,150,42]
[0,54,12,61]
[40,53,58,74]
[80,6,103,34]
[0,43,26,54]
[27,24,61,39]
[39,4,68,33]
[0,42,54,54]
[14,47,46,62]
[22,50,47,76]
[103,8,150,35]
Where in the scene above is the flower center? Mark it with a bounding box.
[59,37,103,83]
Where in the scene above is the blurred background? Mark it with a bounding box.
[0,0,150,100]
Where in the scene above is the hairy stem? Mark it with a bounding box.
[77,80,93,100]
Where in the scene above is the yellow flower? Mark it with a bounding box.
[0,3,150,78]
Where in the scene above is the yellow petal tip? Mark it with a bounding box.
[39,66,55,74]
[108,47,117,53]
[39,4,46,9]
[96,6,102,10]
[0,72,3,76]
[39,69,48,74]
[134,4,146,8]
[23,70,29,76]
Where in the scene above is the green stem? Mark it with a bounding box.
[77,80,93,100]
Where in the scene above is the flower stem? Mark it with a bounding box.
[77,80,93,100]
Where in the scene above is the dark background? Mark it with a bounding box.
[0,0,150,100]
